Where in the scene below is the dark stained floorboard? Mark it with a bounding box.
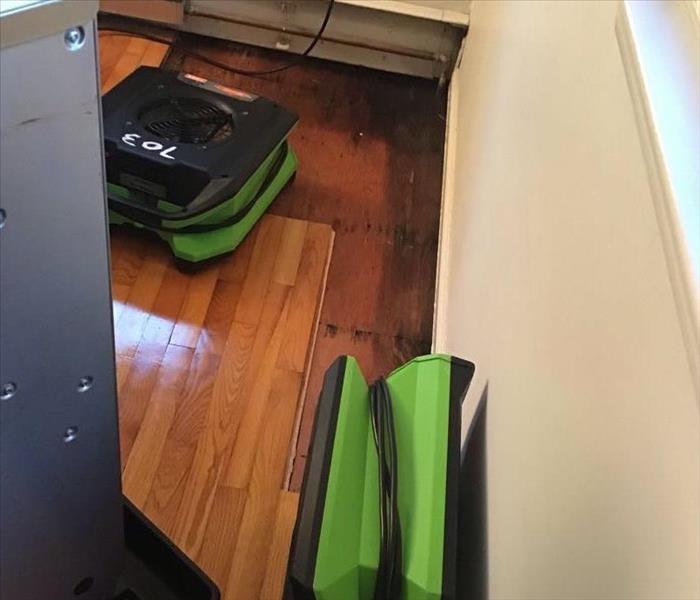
[163,35,447,488]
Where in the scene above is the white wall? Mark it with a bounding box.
[435,1,700,599]
[399,0,470,14]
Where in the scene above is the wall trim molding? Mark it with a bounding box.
[616,0,700,399]
[100,0,468,79]
[432,61,461,353]
[337,0,470,27]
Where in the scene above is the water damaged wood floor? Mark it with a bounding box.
[100,27,445,599]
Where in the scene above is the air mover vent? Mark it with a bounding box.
[138,98,234,144]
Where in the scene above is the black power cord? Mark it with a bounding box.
[99,0,335,78]
[369,378,402,600]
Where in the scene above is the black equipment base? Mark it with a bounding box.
[113,498,220,600]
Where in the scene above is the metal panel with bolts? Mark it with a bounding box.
[0,3,124,599]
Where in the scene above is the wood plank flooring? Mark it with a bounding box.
[164,32,447,486]
[98,32,171,93]
[99,40,332,596]
[99,28,445,593]
[112,217,333,600]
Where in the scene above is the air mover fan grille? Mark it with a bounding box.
[138,97,234,144]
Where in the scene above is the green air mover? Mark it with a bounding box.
[286,354,475,600]
[102,67,298,265]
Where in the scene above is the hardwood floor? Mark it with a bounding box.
[165,32,447,485]
[99,27,445,597]
[98,32,172,93]
[112,216,333,600]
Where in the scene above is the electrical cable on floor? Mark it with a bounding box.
[99,0,334,77]
[369,377,402,600]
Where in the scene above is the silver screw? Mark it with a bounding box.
[1,382,17,401]
[77,376,93,393]
[63,426,79,443]
[64,27,86,52]
[0,208,6,229]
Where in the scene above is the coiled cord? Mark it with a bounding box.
[369,378,402,600]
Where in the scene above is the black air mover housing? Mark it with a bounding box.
[102,67,297,207]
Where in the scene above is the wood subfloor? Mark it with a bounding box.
[100,28,445,597]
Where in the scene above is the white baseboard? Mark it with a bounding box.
[100,0,468,79]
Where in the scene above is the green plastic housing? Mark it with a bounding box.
[109,142,297,263]
[287,354,474,600]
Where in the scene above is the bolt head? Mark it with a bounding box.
[1,382,17,401]
[64,27,86,51]
[77,376,93,393]
[63,426,79,443]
